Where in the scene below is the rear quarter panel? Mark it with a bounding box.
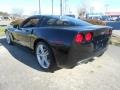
[31,27,78,50]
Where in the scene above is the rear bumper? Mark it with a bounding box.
[53,43,108,68]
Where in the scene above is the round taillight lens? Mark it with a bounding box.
[85,32,93,42]
[75,33,83,43]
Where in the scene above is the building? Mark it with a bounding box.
[105,12,120,21]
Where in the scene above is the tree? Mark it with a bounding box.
[0,11,9,16]
[77,8,86,19]
[77,0,90,19]
[12,8,24,16]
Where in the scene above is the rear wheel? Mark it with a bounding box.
[5,32,12,45]
[98,52,105,57]
[35,42,56,72]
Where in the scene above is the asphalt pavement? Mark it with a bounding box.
[0,38,120,90]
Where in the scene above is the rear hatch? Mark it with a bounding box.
[72,25,112,51]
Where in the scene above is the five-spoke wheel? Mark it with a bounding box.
[36,42,56,71]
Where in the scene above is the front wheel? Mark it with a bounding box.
[35,42,56,72]
[5,32,12,45]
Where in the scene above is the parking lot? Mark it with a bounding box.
[0,37,120,90]
[106,21,120,30]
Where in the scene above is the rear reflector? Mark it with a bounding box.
[85,32,93,42]
[75,33,83,43]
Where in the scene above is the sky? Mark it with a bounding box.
[0,0,120,15]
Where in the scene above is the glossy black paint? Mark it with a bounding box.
[6,15,112,68]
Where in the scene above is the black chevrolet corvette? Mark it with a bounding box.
[5,15,112,71]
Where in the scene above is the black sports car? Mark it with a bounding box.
[5,15,112,71]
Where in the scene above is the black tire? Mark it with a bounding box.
[5,31,13,45]
[35,41,56,72]
[98,52,105,57]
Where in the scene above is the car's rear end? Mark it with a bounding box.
[55,26,112,68]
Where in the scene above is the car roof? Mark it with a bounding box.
[29,15,61,19]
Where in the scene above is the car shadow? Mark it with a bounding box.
[0,38,95,72]
[0,38,43,71]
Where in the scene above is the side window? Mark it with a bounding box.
[56,19,71,26]
[47,18,56,26]
[22,18,39,28]
[41,18,57,26]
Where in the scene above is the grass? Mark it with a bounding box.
[0,27,5,36]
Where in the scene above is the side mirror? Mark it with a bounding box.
[13,24,19,29]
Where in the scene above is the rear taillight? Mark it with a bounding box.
[85,32,93,42]
[74,32,93,44]
[74,33,83,44]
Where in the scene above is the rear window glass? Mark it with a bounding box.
[42,16,92,26]
[47,18,56,25]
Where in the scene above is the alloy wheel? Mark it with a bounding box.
[36,44,50,69]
